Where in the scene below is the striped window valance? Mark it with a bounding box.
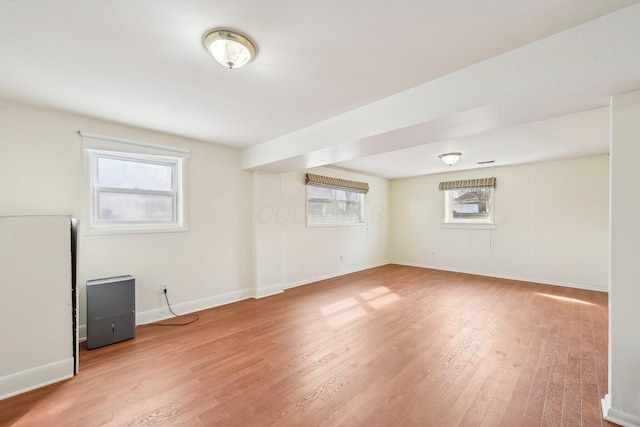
[305,173,369,194]
[438,177,496,191]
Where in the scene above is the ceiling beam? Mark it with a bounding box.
[242,3,640,173]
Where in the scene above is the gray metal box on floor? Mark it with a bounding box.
[86,275,135,350]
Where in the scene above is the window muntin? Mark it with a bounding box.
[89,150,184,230]
[445,188,495,224]
[307,185,365,226]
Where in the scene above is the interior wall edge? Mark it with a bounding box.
[282,262,391,291]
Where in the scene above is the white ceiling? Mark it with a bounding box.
[1,0,639,179]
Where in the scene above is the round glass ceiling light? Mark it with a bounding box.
[439,152,462,166]
[204,30,256,69]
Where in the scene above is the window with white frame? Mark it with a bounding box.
[440,177,496,224]
[306,173,368,226]
[81,133,189,232]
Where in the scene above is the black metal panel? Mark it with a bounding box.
[86,275,135,350]
[70,218,78,373]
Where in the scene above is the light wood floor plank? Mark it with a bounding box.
[0,265,612,426]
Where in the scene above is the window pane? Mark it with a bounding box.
[447,188,493,222]
[307,186,333,199]
[98,156,173,191]
[336,200,360,221]
[307,185,364,226]
[453,210,489,219]
[98,192,174,222]
[335,189,360,201]
[308,200,333,218]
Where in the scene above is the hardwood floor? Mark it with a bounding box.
[0,265,614,426]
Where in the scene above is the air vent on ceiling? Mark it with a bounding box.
[477,160,495,165]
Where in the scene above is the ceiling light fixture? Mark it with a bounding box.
[439,152,462,166]
[203,29,256,69]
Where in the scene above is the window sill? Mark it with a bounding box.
[441,223,497,230]
[84,224,188,236]
[306,222,366,228]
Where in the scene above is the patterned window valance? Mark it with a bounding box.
[305,173,369,194]
[438,177,496,191]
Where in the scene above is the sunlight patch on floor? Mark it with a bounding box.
[367,293,401,310]
[537,293,594,306]
[326,306,368,328]
[321,286,402,328]
[321,297,359,315]
[360,286,391,300]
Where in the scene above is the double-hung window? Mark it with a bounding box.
[82,133,190,233]
[440,177,496,225]
[306,173,369,226]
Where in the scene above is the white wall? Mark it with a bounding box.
[253,167,389,296]
[0,100,389,345]
[390,156,609,291]
[604,89,640,426]
[0,100,254,336]
[3,97,620,408]
[253,171,284,297]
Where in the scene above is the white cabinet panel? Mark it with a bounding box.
[0,216,75,400]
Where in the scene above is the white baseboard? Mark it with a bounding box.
[78,265,391,340]
[0,358,74,401]
[79,287,255,340]
[254,283,284,299]
[602,394,640,427]
[136,287,254,326]
[392,261,608,293]
[78,261,603,343]
[283,262,390,290]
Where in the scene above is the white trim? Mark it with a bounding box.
[83,224,189,236]
[306,222,367,228]
[0,358,74,401]
[392,261,608,293]
[76,267,391,341]
[78,287,254,337]
[440,223,497,230]
[137,287,254,325]
[0,214,73,219]
[79,131,191,158]
[83,146,188,235]
[444,187,495,224]
[76,262,606,343]
[254,283,284,299]
[283,262,390,290]
[602,394,640,427]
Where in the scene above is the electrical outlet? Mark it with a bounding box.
[340,254,344,261]
[162,283,168,293]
